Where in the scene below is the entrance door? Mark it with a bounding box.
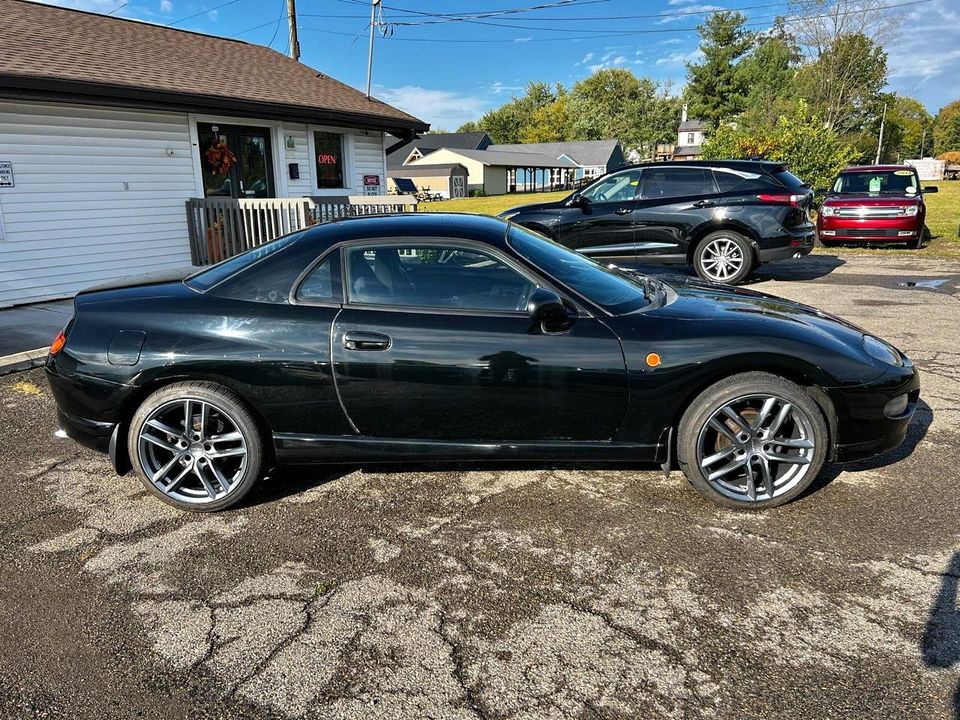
[451,175,466,198]
[197,122,275,198]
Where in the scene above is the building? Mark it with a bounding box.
[406,148,577,196]
[486,140,624,183]
[673,105,707,162]
[387,163,469,199]
[0,0,428,307]
[386,132,491,169]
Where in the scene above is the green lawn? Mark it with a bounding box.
[421,182,960,259]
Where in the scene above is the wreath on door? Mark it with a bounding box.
[205,138,236,176]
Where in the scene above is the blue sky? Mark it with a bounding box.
[41,0,960,130]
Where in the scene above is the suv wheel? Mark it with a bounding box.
[693,231,754,284]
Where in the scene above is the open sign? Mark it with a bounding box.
[317,153,339,165]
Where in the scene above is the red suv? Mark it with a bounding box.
[817,165,938,249]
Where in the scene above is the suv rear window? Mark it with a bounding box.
[771,169,807,189]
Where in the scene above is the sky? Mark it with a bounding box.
[37,0,960,131]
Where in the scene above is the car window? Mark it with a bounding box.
[345,244,535,312]
[297,249,341,303]
[185,231,305,292]
[641,167,715,200]
[772,169,807,189]
[508,225,649,315]
[581,169,642,203]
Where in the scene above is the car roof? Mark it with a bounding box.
[301,212,511,249]
[840,164,915,173]
[619,159,787,173]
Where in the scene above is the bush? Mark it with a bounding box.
[701,101,857,190]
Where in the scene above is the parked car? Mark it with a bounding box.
[47,214,918,513]
[498,160,816,285]
[817,165,938,249]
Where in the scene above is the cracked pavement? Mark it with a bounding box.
[2,254,960,719]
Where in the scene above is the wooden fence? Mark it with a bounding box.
[185,195,418,265]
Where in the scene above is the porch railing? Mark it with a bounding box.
[185,195,418,265]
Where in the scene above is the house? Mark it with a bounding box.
[386,132,491,169]
[0,0,428,307]
[387,164,469,199]
[406,148,577,195]
[673,104,707,162]
[487,140,624,183]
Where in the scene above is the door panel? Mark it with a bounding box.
[634,167,719,261]
[558,169,642,264]
[331,309,628,442]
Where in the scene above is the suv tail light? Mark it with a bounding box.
[756,193,806,208]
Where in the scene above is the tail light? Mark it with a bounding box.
[49,328,67,356]
[757,193,806,208]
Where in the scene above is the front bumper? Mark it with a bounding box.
[828,362,921,462]
[817,216,923,242]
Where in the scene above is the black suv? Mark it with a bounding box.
[499,160,815,284]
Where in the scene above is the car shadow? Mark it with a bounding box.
[630,254,846,285]
[922,551,960,719]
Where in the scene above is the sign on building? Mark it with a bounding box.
[363,174,381,195]
[0,161,13,188]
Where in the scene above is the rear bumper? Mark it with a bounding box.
[757,228,815,262]
[57,408,114,453]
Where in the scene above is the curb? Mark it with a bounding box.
[0,348,48,376]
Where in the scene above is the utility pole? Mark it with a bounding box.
[366,0,380,98]
[874,102,887,165]
[287,0,300,61]
[919,128,926,158]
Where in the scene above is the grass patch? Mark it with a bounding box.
[419,182,960,260]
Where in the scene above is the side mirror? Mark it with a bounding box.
[527,287,572,333]
[566,193,590,210]
[924,186,938,194]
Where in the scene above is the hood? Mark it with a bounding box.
[822,194,921,206]
[499,199,567,217]
[661,274,866,331]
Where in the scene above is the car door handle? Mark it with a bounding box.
[614,207,633,215]
[343,331,391,351]
[692,200,715,208]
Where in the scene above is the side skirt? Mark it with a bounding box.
[273,434,662,464]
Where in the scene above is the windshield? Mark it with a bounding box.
[507,224,650,315]
[831,170,919,196]
[184,231,306,292]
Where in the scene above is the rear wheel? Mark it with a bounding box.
[128,381,263,512]
[677,372,829,509]
[693,231,753,284]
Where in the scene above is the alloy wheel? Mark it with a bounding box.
[700,237,745,282]
[137,398,247,505]
[696,393,816,502]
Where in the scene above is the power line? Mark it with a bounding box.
[166,0,241,27]
[266,0,287,48]
[107,0,131,15]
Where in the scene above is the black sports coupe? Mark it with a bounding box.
[46,213,918,512]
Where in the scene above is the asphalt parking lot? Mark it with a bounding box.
[2,253,960,720]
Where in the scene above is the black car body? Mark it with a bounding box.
[500,160,816,284]
[46,214,917,511]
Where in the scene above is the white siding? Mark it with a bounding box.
[280,122,313,197]
[352,130,386,191]
[0,100,196,307]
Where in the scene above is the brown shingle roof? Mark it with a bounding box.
[0,0,428,133]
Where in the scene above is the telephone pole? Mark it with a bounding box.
[874,102,887,165]
[287,0,300,61]
[366,0,381,98]
[919,128,926,158]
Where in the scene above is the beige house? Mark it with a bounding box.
[674,104,707,161]
[387,163,469,199]
[407,148,577,195]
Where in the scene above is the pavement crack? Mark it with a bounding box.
[437,608,488,720]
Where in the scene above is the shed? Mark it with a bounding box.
[387,163,468,199]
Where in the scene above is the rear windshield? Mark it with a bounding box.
[831,170,920,195]
[184,231,305,292]
[772,169,807,189]
[507,225,649,315]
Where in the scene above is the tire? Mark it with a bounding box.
[818,238,839,248]
[906,236,923,250]
[692,231,754,285]
[677,372,829,510]
[127,381,264,512]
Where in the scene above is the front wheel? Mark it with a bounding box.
[677,372,829,509]
[127,381,264,512]
[692,231,754,284]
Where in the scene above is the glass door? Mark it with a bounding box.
[197,123,275,198]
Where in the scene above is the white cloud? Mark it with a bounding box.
[655,49,703,67]
[576,52,595,65]
[160,0,172,12]
[207,9,218,20]
[657,3,721,24]
[489,81,523,95]
[660,38,683,46]
[668,0,698,4]
[375,85,491,130]
[513,36,533,43]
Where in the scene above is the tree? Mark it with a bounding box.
[685,11,755,128]
[456,121,482,133]
[736,25,801,127]
[519,94,571,143]
[470,82,557,144]
[933,100,960,155]
[702,101,857,190]
[568,69,679,157]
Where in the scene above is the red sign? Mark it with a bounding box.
[363,174,381,186]
[317,153,338,165]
